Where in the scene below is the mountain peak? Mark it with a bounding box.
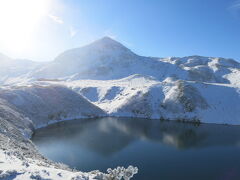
[53,36,136,64]
[90,36,126,49]
[99,36,117,42]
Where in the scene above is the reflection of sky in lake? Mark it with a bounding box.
[33,117,240,180]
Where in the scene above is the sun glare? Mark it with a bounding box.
[0,0,51,52]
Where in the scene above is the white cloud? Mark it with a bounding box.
[229,0,240,10]
[48,14,64,24]
[69,26,78,37]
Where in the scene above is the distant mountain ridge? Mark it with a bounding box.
[0,53,41,84]
[0,37,240,85]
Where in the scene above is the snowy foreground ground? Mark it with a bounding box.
[0,149,137,180]
[0,37,240,179]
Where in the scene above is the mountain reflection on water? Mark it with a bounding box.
[32,117,240,180]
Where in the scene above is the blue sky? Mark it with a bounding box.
[0,0,240,61]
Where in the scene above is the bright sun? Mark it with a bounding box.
[0,0,51,52]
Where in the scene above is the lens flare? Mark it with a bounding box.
[0,0,51,52]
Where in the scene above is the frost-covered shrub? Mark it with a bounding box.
[30,174,52,180]
[71,174,90,180]
[104,166,138,180]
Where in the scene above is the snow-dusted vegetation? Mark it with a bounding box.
[0,37,240,179]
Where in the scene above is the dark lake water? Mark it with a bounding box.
[32,117,240,180]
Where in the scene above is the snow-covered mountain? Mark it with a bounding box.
[0,37,240,125]
[1,37,240,86]
[30,37,143,80]
[24,37,240,86]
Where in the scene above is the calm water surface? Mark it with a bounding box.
[32,117,240,180]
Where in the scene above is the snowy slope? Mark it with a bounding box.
[46,74,240,125]
[0,84,105,128]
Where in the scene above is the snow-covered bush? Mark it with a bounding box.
[105,166,138,180]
